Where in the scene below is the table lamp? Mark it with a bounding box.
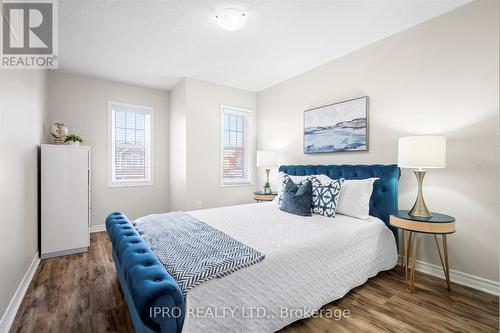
[256,150,277,194]
[398,135,446,218]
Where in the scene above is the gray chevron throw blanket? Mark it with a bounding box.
[134,212,265,296]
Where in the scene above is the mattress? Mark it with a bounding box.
[136,202,398,333]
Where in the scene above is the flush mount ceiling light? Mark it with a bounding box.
[214,8,247,31]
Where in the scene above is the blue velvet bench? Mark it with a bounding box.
[106,212,184,333]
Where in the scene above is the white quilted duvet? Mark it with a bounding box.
[155,202,397,332]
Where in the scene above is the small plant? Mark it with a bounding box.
[64,134,83,143]
[264,181,271,194]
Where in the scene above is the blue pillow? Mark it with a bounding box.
[280,179,312,216]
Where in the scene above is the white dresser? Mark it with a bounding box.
[40,144,90,259]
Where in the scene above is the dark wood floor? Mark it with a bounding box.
[11,232,499,333]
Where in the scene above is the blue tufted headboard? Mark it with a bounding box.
[279,164,400,242]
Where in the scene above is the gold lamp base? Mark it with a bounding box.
[263,168,271,194]
[409,170,433,218]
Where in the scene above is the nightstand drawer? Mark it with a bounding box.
[254,194,275,201]
[253,191,277,202]
[390,215,455,234]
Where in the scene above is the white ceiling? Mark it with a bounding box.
[59,0,470,92]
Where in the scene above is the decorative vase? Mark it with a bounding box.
[50,123,68,144]
[67,141,80,146]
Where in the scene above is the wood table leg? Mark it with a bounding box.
[401,229,406,277]
[434,234,451,291]
[404,231,418,293]
[409,233,417,292]
[404,231,411,289]
[443,234,451,291]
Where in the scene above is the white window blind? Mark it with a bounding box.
[220,105,253,186]
[108,102,152,187]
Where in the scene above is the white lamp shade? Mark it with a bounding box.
[256,150,277,168]
[398,136,446,169]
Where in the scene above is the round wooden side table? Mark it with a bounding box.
[390,210,455,293]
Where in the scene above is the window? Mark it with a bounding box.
[220,105,254,186]
[108,101,152,187]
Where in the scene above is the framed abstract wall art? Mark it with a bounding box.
[304,96,368,153]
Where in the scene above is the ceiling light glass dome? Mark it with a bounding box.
[214,8,248,31]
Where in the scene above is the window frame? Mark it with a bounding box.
[220,104,255,187]
[108,101,154,188]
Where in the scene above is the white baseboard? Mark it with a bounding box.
[0,252,40,333]
[399,256,499,296]
[90,224,106,233]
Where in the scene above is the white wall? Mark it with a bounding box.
[0,70,47,319]
[169,78,257,211]
[256,1,499,282]
[169,79,187,211]
[47,72,170,226]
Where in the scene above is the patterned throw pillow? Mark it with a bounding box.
[310,176,345,218]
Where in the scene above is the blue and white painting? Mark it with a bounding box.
[304,96,367,153]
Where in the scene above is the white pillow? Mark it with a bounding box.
[336,178,378,220]
[310,174,335,184]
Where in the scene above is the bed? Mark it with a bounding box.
[106,164,400,333]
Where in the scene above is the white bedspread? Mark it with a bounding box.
[140,202,398,333]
